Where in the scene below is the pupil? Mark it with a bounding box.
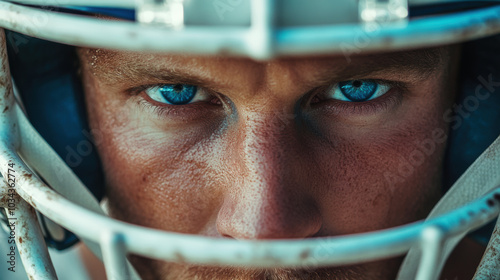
[338,80,377,102]
[173,84,184,92]
[160,84,197,105]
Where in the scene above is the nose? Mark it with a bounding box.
[216,109,322,240]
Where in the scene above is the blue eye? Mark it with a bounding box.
[159,84,196,105]
[144,84,210,105]
[328,80,391,102]
[339,80,377,101]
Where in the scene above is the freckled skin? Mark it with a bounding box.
[78,47,479,279]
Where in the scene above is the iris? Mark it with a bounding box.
[159,84,198,105]
[338,80,378,102]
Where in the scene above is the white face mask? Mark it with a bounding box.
[1,1,500,279]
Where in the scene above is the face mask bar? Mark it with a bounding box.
[0,1,500,279]
[0,77,499,280]
[0,29,500,279]
[0,0,499,60]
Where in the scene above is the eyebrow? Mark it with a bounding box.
[84,47,447,90]
[127,68,212,89]
[310,48,446,86]
[82,50,224,89]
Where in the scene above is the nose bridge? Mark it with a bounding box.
[238,108,294,186]
[216,107,322,239]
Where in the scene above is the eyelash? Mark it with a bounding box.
[310,80,406,115]
[329,91,401,115]
[129,79,406,118]
[128,84,221,119]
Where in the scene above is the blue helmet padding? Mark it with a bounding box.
[444,34,500,244]
[6,31,105,201]
[445,34,500,188]
[6,30,106,250]
[65,6,135,21]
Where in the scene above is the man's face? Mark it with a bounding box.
[78,47,458,279]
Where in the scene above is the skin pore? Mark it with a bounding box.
[77,46,482,279]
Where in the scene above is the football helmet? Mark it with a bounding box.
[0,0,499,279]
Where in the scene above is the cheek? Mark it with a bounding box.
[84,77,222,234]
[102,125,228,231]
[99,128,223,234]
[312,87,450,234]
[310,129,445,234]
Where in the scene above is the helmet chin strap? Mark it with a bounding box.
[397,134,500,280]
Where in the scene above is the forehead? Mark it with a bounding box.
[78,47,448,89]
